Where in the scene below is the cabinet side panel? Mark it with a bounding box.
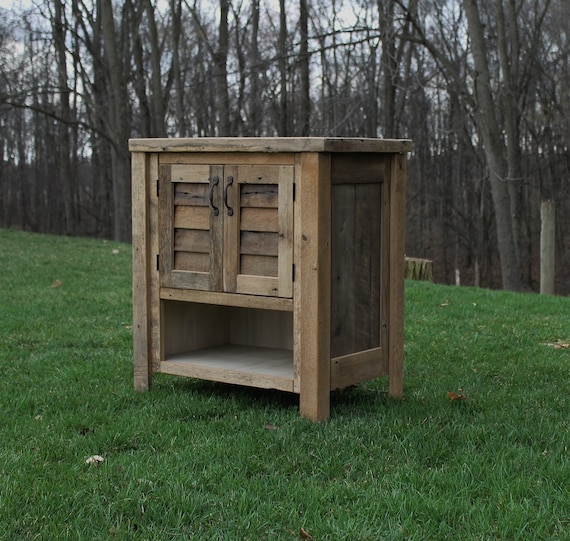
[330,182,382,359]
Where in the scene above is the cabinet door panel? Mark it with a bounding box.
[226,165,294,298]
[159,164,223,291]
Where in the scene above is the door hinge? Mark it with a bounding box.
[292,263,295,282]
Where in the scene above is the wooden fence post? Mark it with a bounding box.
[540,200,555,295]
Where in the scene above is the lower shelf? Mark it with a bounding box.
[160,344,295,392]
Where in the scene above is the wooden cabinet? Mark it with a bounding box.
[130,137,412,421]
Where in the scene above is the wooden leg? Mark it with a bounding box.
[296,153,331,421]
[388,154,406,398]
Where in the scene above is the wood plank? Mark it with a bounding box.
[229,309,294,349]
[295,152,331,421]
[174,205,210,230]
[330,184,356,358]
[148,153,161,373]
[129,137,413,154]
[159,152,296,165]
[158,165,175,288]
[330,347,386,390]
[240,183,279,208]
[174,252,209,272]
[387,153,406,399]
[161,345,294,392]
[170,164,211,182]
[169,270,210,290]
[353,183,381,350]
[174,229,210,253]
[236,274,280,296]
[209,165,224,292]
[160,287,293,311]
[223,165,239,293]
[277,165,294,298]
[162,301,229,356]
[331,153,386,184]
[240,231,278,256]
[240,207,278,232]
[240,254,278,276]
[131,152,152,390]
[174,183,209,206]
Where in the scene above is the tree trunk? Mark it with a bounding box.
[100,0,132,242]
[144,0,167,137]
[278,0,289,135]
[52,0,75,235]
[299,0,310,135]
[214,0,231,135]
[463,0,522,291]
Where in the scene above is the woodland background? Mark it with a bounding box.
[0,0,568,293]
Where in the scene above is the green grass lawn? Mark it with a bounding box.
[1,228,569,540]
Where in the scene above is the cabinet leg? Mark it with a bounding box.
[300,385,330,422]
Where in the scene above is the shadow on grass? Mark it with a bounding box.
[151,373,410,422]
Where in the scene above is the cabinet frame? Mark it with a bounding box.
[130,137,412,421]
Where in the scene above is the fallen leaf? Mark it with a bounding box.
[86,455,105,465]
[543,339,570,349]
[51,279,62,288]
[448,389,467,401]
[300,527,314,540]
[439,301,450,307]
[265,423,279,431]
[112,249,120,254]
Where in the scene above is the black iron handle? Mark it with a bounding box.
[209,176,219,216]
[224,176,234,216]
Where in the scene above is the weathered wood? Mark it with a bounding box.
[131,152,152,391]
[162,345,294,392]
[131,138,410,420]
[331,347,385,390]
[129,137,413,154]
[331,153,386,184]
[160,286,293,311]
[386,154,406,399]
[540,200,555,295]
[296,152,331,421]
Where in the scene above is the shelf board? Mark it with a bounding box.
[160,287,293,312]
[161,344,295,392]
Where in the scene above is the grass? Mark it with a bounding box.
[0,228,569,540]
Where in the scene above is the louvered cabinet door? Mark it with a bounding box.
[158,163,223,291]
[223,164,294,298]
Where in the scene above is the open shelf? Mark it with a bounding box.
[160,299,294,392]
[161,344,294,392]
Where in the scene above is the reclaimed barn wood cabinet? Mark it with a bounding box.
[129,137,412,421]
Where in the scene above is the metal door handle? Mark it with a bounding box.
[209,176,219,216]
[224,176,234,216]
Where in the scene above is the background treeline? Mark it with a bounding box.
[0,0,568,293]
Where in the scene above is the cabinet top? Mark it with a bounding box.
[128,137,413,154]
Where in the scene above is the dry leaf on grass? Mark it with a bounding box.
[542,340,570,349]
[300,527,314,540]
[448,389,467,401]
[264,423,279,431]
[85,455,105,465]
[51,279,62,288]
